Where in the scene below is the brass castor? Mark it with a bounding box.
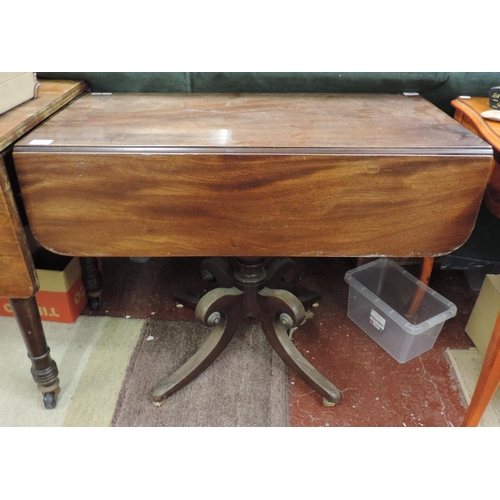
[323,397,337,407]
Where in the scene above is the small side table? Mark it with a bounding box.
[0,79,88,409]
[452,96,500,425]
[452,97,500,218]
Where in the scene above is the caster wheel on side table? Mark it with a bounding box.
[43,392,58,409]
[89,296,100,311]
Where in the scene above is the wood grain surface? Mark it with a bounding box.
[0,79,88,298]
[14,152,492,257]
[0,155,37,298]
[0,80,89,152]
[452,97,500,151]
[453,97,500,218]
[13,92,493,258]
[15,93,491,153]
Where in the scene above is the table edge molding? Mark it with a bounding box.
[14,145,494,157]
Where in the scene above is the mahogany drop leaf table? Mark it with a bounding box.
[13,92,493,408]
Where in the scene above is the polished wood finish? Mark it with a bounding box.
[0,154,37,298]
[14,93,493,258]
[0,79,89,152]
[452,97,500,151]
[452,97,500,218]
[13,153,492,257]
[462,310,500,426]
[12,92,493,151]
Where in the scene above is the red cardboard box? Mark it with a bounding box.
[0,253,87,323]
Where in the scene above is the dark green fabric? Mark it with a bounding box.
[36,72,500,116]
[37,72,191,92]
[426,72,500,116]
[189,72,448,93]
[190,72,500,116]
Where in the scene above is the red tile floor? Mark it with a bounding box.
[83,256,478,426]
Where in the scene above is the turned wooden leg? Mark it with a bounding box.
[9,297,60,409]
[80,257,103,311]
[462,310,500,426]
[418,257,435,286]
[405,257,435,319]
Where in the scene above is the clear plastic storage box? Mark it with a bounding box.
[344,258,457,363]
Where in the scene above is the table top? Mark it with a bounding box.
[452,97,500,219]
[452,97,500,152]
[0,79,88,299]
[16,92,491,155]
[1,79,89,152]
[13,92,494,258]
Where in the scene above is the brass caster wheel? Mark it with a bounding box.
[153,400,165,408]
[323,397,337,407]
[43,392,58,409]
